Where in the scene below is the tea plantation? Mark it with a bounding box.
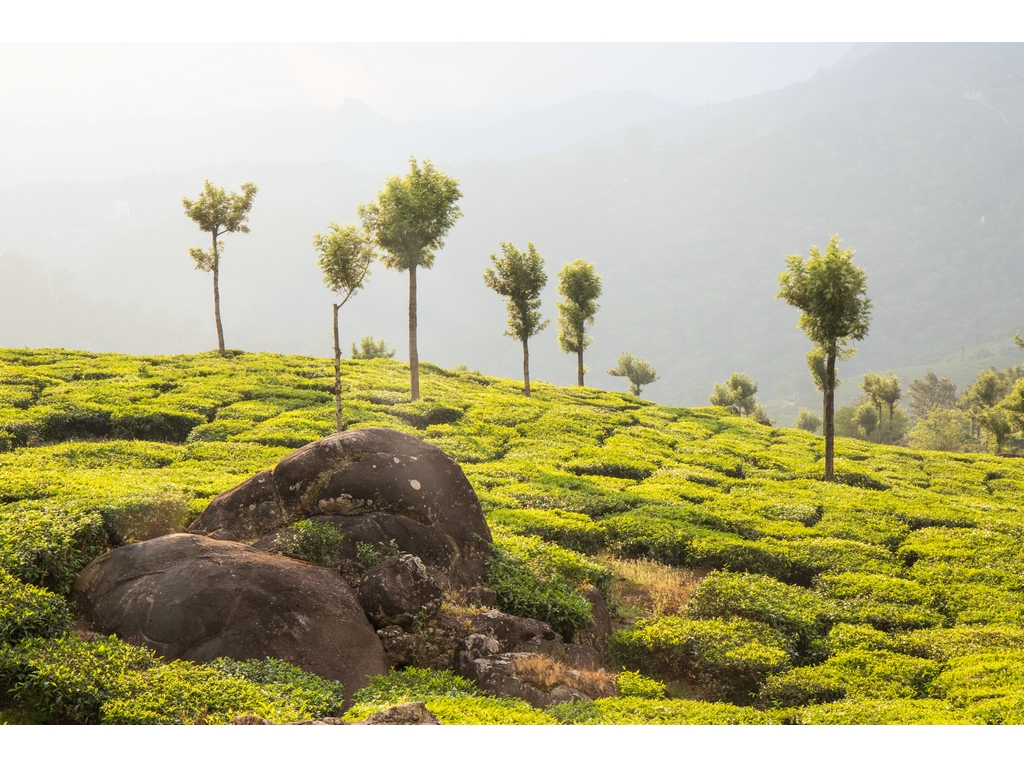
[2,348,1023,724]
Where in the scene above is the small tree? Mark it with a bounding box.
[608,352,660,397]
[855,402,879,440]
[978,408,1013,454]
[907,372,957,420]
[556,259,602,387]
[876,372,902,442]
[795,408,822,434]
[861,372,884,440]
[359,157,463,401]
[352,337,395,360]
[483,241,549,396]
[710,373,759,416]
[182,180,258,355]
[778,235,871,482]
[908,408,970,452]
[314,222,375,432]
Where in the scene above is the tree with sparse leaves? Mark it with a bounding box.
[778,235,871,481]
[182,180,258,355]
[556,259,602,387]
[483,241,549,396]
[359,157,462,401]
[795,408,822,434]
[608,352,660,397]
[314,222,375,432]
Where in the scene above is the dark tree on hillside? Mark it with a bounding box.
[182,180,258,355]
[778,235,871,482]
[710,372,759,416]
[359,157,462,401]
[483,241,549,396]
[314,222,375,432]
[556,259,602,387]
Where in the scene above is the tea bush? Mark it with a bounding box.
[608,616,792,702]
[0,569,70,642]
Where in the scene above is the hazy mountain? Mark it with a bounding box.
[2,43,1022,423]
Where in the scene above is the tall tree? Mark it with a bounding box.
[314,222,375,432]
[483,241,548,396]
[875,371,902,442]
[710,372,759,416]
[608,352,660,397]
[778,235,871,482]
[182,180,258,355]
[359,157,463,401]
[556,259,602,387]
[907,372,957,420]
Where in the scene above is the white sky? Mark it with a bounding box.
[0,43,856,124]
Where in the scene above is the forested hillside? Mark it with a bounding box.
[2,349,1024,724]
[1,44,1022,415]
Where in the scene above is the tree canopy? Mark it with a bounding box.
[710,373,759,416]
[483,241,549,396]
[608,352,659,397]
[556,259,602,387]
[182,180,258,355]
[778,235,871,481]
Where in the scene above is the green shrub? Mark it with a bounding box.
[354,538,403,568]
[549,696,778,724]
[487,508,605,554]
[928,651,1024,706]
[0,504,110,594]
[0,634,158,723]
[758,650,941,707]
[110,407,206,442]
[281,519,344,567]
[688,571,838,660]
[608,616,791,703]
[0,569,70,642]
[388,401,464,429]
[486,531,604,638]
[194,657,345,720]
[343,667,556,725]
[791,698,979,724]
[814,572,944,631]
[897,625,1024,661]
[825,623,898,655]
[615,669,666,699]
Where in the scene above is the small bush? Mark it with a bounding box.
[487,507,605,554]
[486,531,606,638]
[354,538,402,568]
[608,616,791,703]
[549,696,779,724]
[205,657,345,718]
[0,569,70,643]
[281,519,344,568]
[792,698,979,725]
[897,625,1024,661]
[758,650,942,708]
[688,571,838,660]
[928,651,1024,706]
[815,572,944,632]
[615,669,666,699]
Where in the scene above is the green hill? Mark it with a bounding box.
[2,348,1024,724]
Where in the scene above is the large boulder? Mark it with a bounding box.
[72,533,388,705]
[188,428,492,589]
[358,555,443,630]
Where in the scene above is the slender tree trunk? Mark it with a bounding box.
[522,337,531,396]
[409,264,420,401]
[876,404,883,442]
[824,350,836,481]
[211,234,225,355]
[889,403,895,442]
[577,346,585,387]
[333,303,343,432]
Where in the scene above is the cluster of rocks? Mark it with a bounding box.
[72,428,614,715]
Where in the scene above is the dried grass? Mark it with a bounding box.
[600,555,704,617]
[510,654,618,699]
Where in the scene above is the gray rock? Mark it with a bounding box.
[468,610,565,658]
[358,554,443,630]
[467,653,591,709]
[455,633,501,677]
[564,642,604,671]
[359,702,440,725]
[464,585,497,608]
[72,533,388,706]
[573,586,613,647]
[190,428,492,589]
[376,625,420,667]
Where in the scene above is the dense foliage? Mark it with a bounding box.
[2,348,1024,724]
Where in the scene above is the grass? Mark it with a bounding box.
[2,347,1024,724]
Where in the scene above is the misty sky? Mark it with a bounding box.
[0,43,855,125]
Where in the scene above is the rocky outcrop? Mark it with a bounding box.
[71,533,388,705]
[467,610,566,658]
[358,555,443,630]
[359,702,440,725]
[464,652,600,709]
[188,428,492,589]
[573,585,613,647]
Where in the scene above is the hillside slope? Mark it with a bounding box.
[2,349,1024,724]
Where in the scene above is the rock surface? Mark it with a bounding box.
[467,610,565,658]
[72,533,388,705]
[358,555,443,630]
[466,652,592,709]
[359,702,440,725]
[573,585,613,647]
[189,428,492,588]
